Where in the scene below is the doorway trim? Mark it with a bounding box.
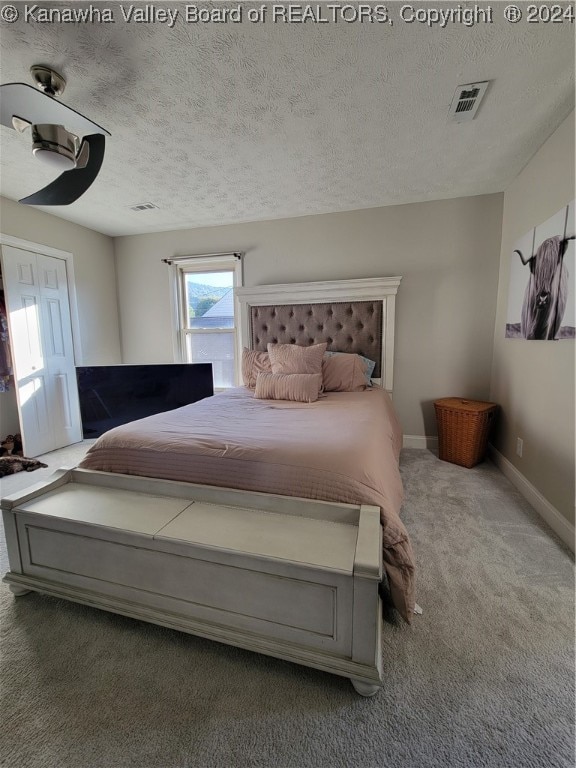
[0,233,83,364]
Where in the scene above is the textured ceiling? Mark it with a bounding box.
[0,2,574,237]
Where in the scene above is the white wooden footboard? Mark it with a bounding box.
[2,468,383,696]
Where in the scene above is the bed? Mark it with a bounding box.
[2,277,415,696]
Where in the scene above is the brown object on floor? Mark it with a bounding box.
[0,456,47,477]
[1,438,15,455]
[434,398,498,468]
[0,434,24,457]
[13,433,23,456]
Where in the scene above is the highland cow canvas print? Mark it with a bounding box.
[506,200,575,340]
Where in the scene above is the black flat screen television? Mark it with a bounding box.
[76,363,214,438]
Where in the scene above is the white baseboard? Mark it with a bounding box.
[488,445,575,553]
[403,435,438,450]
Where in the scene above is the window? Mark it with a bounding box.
[173,254,242,390]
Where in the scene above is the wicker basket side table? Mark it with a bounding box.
[434,398,498,468]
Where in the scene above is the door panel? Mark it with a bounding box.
[43,267,59,290]
[16,262,35,285]
[22,375,50,435]
[54,372,73,429]
[38,253,82,450]
[20,294,44,369]
[46,299,65,356]
[1,245,82,456]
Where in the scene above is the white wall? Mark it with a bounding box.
[114,193,503,437]
[490,111,575,525]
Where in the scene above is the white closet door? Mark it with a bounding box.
[1,245,82,456]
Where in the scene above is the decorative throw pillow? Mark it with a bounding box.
[359,354,376,382]
[241,348,272,389]
[322,352,370,392]
[254,372,323,403]
[267,342,327,375]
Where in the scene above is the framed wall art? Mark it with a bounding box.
[506,200,575,340]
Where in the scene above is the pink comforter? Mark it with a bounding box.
[79,386,415,621]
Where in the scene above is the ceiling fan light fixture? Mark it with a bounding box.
[32,147,76,172]
[31,123,78,171]
[0,69,110,205]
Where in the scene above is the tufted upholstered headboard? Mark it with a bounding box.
[236,277,401,394]
[249,301,383,377]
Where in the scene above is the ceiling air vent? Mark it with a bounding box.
[128,202,159,212]
[448,81,490,122]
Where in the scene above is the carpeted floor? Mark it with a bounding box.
[0,445,573,768]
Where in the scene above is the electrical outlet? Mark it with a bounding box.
[516,438,523,458]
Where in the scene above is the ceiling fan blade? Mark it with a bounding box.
[19,134,105,206]
[0,83,110,136]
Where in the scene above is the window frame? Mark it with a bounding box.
[169,254,243,389]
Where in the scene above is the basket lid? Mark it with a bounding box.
[434,398,497,413]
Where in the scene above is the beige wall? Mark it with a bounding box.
[490,111,575,525]
[0,196,122,365]
[114,193,503,436]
